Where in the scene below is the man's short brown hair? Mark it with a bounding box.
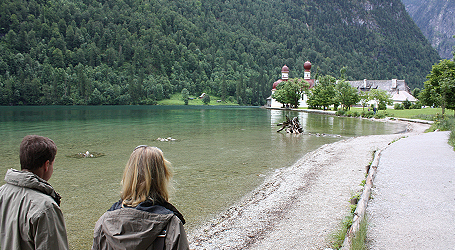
[20,135,57,171]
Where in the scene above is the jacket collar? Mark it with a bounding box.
[4,168,62,206]
[110,196,186,225]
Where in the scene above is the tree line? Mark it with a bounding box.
[0,0,441,106]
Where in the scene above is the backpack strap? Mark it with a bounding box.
[153,229,166,250]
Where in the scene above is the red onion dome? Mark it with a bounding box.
[272,79,283,90]
[304,61,312,70]
[281,65,289,73]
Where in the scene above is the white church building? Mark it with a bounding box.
[266,61,315,108]
[266,62,417,108]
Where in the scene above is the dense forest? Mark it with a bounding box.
[0,0,441,106]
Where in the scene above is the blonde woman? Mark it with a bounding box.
[92,146,189,250]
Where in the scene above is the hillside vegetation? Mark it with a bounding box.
[0,0,440,106]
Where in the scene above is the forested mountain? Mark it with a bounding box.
[0,0,440,106]
[402,0,455,59]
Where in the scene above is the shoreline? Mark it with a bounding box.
[187,120,430,249]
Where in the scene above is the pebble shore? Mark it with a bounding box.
[188,120,430,250]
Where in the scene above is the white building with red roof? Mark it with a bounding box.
[267,62,417,109]
[266,62,315,108]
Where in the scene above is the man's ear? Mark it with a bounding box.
[42,160,50,172]
[40,160,53,181]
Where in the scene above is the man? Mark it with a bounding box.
[0,135,69,250]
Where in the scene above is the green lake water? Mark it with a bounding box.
[0,106,406,249]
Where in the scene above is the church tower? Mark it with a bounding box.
[304,61,311,80]
[281,65,289,80]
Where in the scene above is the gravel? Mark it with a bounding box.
[188,120,430,250]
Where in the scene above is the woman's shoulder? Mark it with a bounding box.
[107,200,122,211]
[105,199,185,224]
[136,201,174,215]
[98,205,175,226]
[106,200,173,216]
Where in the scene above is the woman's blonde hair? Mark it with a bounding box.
[121,146,172,207]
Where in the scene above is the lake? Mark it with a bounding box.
[0,105,406,249]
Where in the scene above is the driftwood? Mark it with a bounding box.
[277,116,304,133]
[340,149,382,250]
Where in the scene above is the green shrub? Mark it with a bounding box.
[410,103,422,109]
[394,103,404,110]
[433,113,455,131]
[449,131,455,150]
[144,98,157,105]
[402,99,412,109]
[202,94,211,105]
[361,110,374,118]
[345,111,360,117]
[412,114,434,121]
[374,112,386,119]
[336,110,346,116]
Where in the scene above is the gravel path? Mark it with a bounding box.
[188,121,430,250]
[366,131,455,249]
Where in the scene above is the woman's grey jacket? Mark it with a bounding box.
[92,200,189,250]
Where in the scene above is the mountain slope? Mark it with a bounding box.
[0,0,441,106]
[402,0,455,59]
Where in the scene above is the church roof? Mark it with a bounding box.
[272,79,284,90]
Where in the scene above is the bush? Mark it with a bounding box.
[202,94,211,105]
[144,98,157,105]
[394,103,404,110]
[431,114,455,150]
[374,112,386,119]
[449,130,455,149]
[402,99,412,109]
[345,111,355,117]
[336,110,346,116]
[181,88,189,105]
[412,114,434,121]
[410,103,421,109]
[361,110,374,118]
[433,113,454,131]
[349,111,360,117]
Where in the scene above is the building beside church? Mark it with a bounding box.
[267,62,417,109]
[346,79,417,106]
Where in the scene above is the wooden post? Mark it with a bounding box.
[340,149,382,250]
